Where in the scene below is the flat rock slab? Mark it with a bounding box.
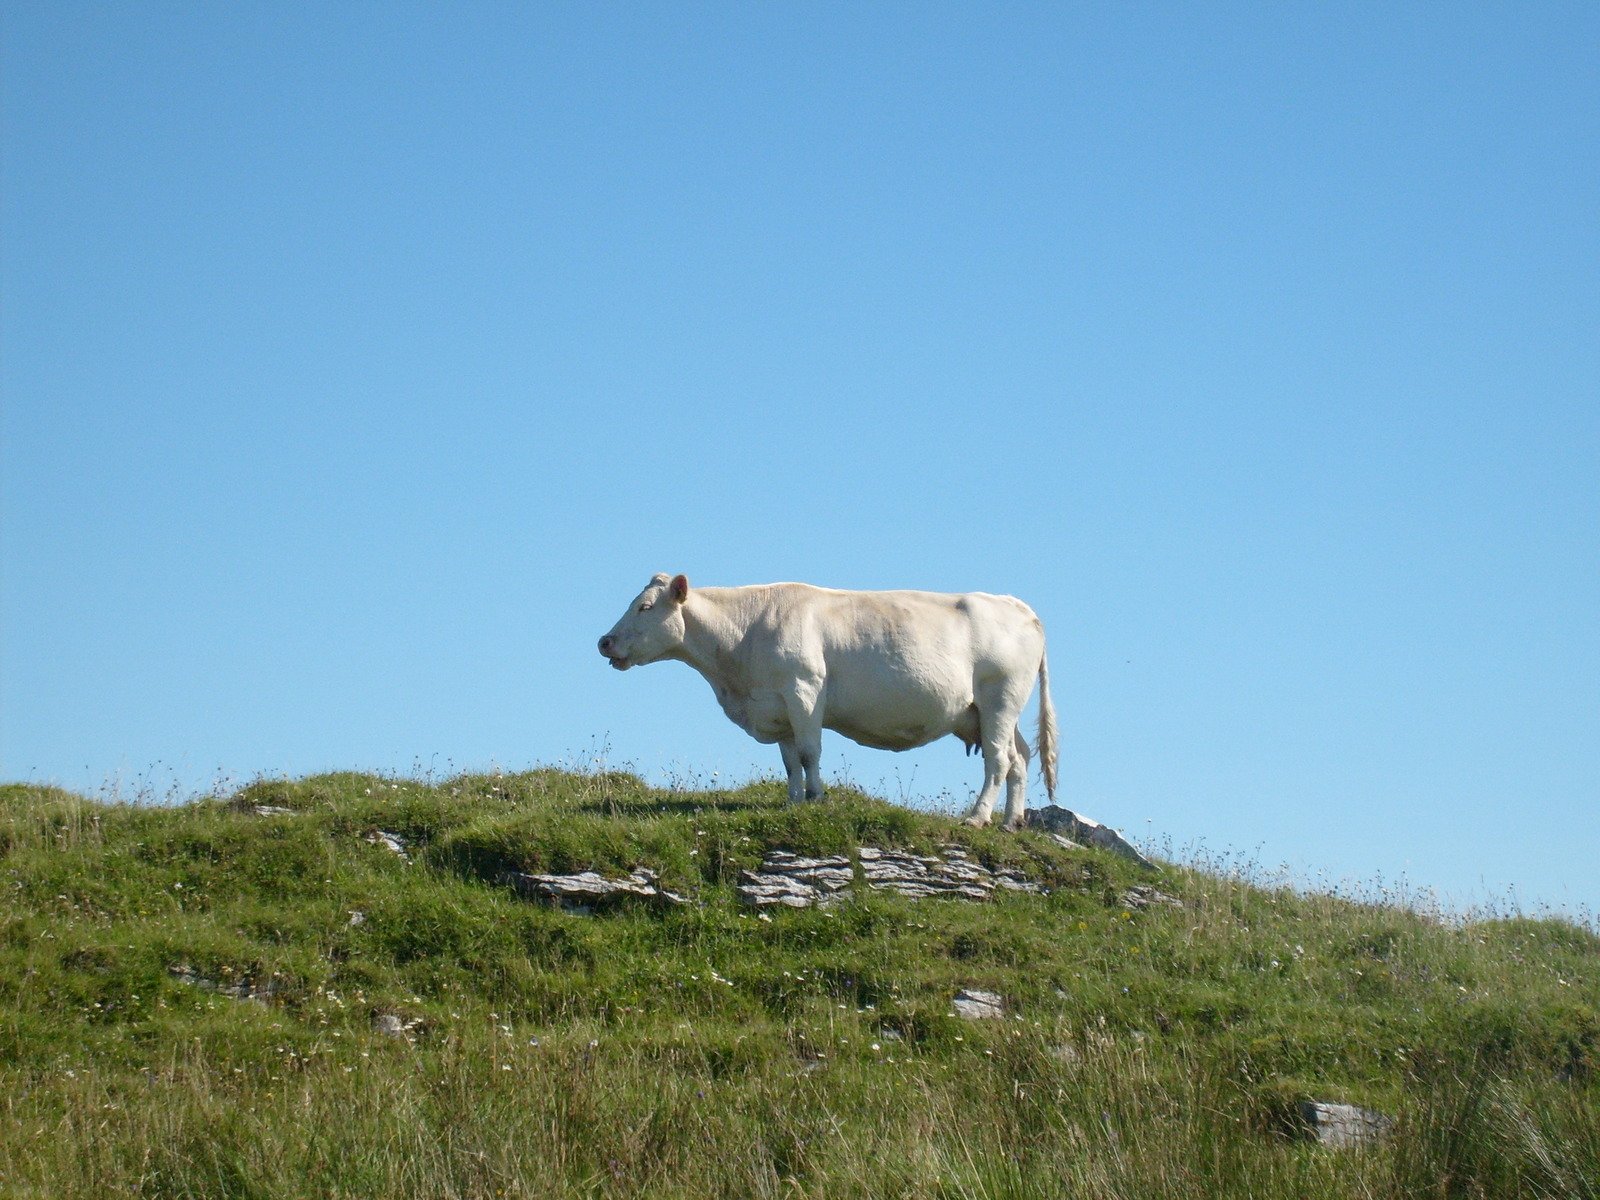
[250,805,295,817]
[739,852,854,909]
[738,847,1045,908]
[363,829,410,860]
[1023,806,1156,870]
[952,988,1006,1020]
[1300,1101,1394,1147]
[859,846,1042,901]
[168,964,279,1003]
[1120,884,1183,911]
[373,1012,424,1039]
[503,866,688,912]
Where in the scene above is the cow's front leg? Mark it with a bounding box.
[780,683,827,802]
[779,740,806,804]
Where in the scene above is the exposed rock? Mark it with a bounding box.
[738,853,853,908]
[372,1012,425,1039]
[1299,1101,1394,1148]
[952,988,1006,1020]
[1023,806,1156,870]
[363,829,410,860]
[167,964,279,1003]
[168,964,212,989]
[738,847,1045,909]
[1119,885,1183,911]
[250,805,295,817]
[859,846,1042,900]
[347,910,366,927]
[503,866,688,911]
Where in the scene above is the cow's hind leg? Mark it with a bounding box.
[962,680,1027,827]
[1000,727,1031,831]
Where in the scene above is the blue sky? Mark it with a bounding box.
[3,5,1596,916]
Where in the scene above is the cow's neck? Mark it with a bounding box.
[675,589,749,686]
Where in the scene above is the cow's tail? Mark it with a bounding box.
[1036,647,1059,804]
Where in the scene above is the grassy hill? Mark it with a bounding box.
[2,770,1596,1199]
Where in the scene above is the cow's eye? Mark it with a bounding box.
[637,602,654,613]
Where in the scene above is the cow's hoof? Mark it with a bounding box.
[999,818,1023,833]
[961,813,990,828]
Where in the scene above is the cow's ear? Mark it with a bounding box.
[669,574,690,604]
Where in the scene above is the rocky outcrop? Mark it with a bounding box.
[372,1011,425,1040]
[737,846,1046,908]
[502,866,688,912]
[1023,806,1156,870]
[167,964,279,1003]
[951,988,1006,1020]
[859,846,1042,900]
[507,823,1170,916]
[363,829,410,860]
[1299,1101,1394,1147]
[1119,884,1183,910]
[738,853,855,908]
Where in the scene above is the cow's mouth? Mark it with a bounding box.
[607,655,631,671]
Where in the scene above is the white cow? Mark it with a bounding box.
[597,574,1058,829]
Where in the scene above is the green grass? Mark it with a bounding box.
[2,770,1596,1198]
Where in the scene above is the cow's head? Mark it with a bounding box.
[597,573,690,670]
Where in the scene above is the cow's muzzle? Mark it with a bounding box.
[597,636,630,670]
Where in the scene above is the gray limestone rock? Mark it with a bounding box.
[1023,806,1156,870]
[363,829,410,860]
[167,964,279,1003]
[859,846,1042,900]
[739,853,854,908]
[372,1012,426,1040]
[739,846,1047,908]
[951,988,1006,1020]
[504,866,688,911]
[1119,885,1184,911]
[1299,1101,1394,1147]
